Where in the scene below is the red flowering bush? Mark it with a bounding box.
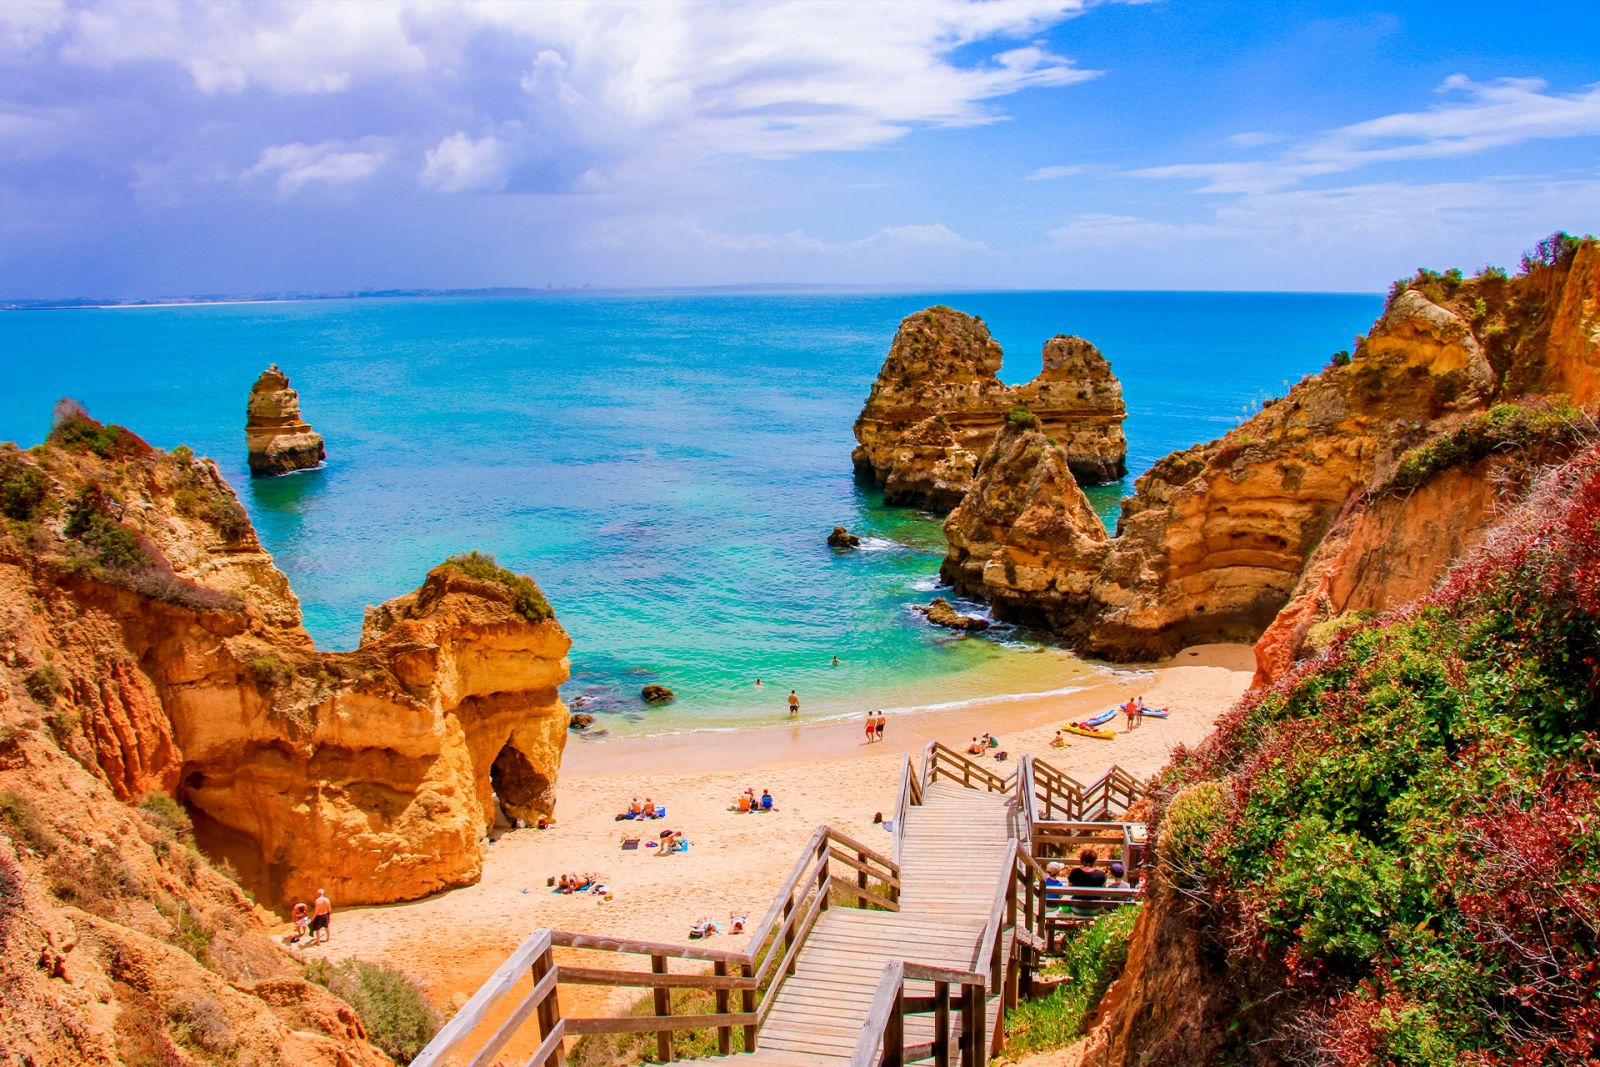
[1151,445,1600,1065]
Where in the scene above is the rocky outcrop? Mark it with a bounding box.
[827,525,861,548]
[917,597,990,632]
[640,684,674,704]
[0,419,570,910]
[852,306,1126,511]
[245,364,325,477]
[938,241,1600,663]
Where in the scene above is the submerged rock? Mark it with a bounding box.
[641,684,675,704]
[828,525,862,548]
[569,712,596,730]
[919,596,990,631]
[246,364,325,477]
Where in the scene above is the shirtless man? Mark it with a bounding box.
[310,888,332,945]
[788,690,799,717]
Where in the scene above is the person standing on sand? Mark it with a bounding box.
[874,713,885,742]
[788,690,799,717]
[310,888,332,944]
[864,713,876,744]
[1124,700,1137,733]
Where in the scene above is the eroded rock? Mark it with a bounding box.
[245,364,325,477]
[828,526,862,548]
[918,596,990,631]
[641,684,675,704]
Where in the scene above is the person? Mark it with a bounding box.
[755,678,763,687]
[831,655,840,666]
[659,829,685,855]
[1134,697,1147,727]
[966,736,983,755]
[1050,730,1068,748]
[310,888,332,944]
[1043,861,1067,906]
[864,713,876,744]
[1106,862,1131,890]
[629,797,643,816]
[290,900,310,944]
[642,797,656,818]
[987,733,999,749]
[788,690,799,716]
[760,789,773,811]
[1066,849,1107,918]
[737,792,751,813]
[1123,700,1138,732]
[874,713,885,742]
[729,912,747,935]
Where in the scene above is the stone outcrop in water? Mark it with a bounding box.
[852,306,1127,511]
[917,596,990,631]
[827,525,862,548]
[245,364,325,477]
[0,417,570,912]
[938,239,1600,665]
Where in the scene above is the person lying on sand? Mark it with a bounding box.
[689,917,721,939]
[730,913,747,935]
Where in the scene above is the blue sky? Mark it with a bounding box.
[0,0,1595,299]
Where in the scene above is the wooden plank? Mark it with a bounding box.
[562,1013,758,1036]
[413,929,551,1067]
[517,1020,566,1067]
[549,929,747,964]
[826,847,901,888]
[556,965,756,990]
[847,960,904,1067]
[466,964,559,1067]
[652,955,671,1063]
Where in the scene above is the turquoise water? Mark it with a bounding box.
[0,290,1380,733]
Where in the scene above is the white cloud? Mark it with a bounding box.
[1137,76,1600,193]
[420,131,517,194]
[1025,164,1091,180]
[597,216,985,258]
[245,139,387,193]
[0,0,66,50]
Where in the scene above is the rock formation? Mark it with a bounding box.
[0,417,570,912]
[641,684,674,704]
[917,597,990,632]
[246,364,325,477]
[827,525,862,548]
[852,306,1127,511]
[938,239,1600,665]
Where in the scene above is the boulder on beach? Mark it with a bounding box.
[828,525,862,548]
[919,596,990,632]
[569,712,595,730]
[641,684,675,704]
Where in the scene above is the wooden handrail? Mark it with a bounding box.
[412,930,558,1067]
[848,960,907,1067]
[971,838,1019,992]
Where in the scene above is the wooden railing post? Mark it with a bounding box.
[713,960,731,1055]
[651,954,672,1062]
[933,980,951,1067]
[741,961,757,1051]
[884,983,905,1067]
[961,982,985,1067]
[857,849,869,896]
[531,945,566,1067]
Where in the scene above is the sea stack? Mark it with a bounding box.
[245,363,325,477]
[852,306,1127,512]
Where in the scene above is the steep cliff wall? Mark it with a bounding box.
[246,364,326,477]
[851,306,1127,511]
[939,239,1599,663]
[0,416,570,911]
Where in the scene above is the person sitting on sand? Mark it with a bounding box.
[987,733,999,749]
[966,736,983,755]
[1050,730,1068,748]
[629,797,643,816]
[642,797,656,818]
[761,789,773,811]
[736,792,751,813]
[730,913,747,935]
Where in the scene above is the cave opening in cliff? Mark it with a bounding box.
[490,741,554,825]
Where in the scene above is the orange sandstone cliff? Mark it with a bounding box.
[938,239,1599,673]
[246,364,326,477]
[852,306,1128,511]
[0,413,570,913]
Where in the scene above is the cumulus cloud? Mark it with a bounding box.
[598,216,986,258]
[245,139,388,193]
[420,132,517,194]
[1136,76,1600,193]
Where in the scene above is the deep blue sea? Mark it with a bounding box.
[0,290,1381,734]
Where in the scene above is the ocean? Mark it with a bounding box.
[1,289,1382,735]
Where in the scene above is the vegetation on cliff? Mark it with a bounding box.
[438,549,554,622]
[1144,445,1600,1065]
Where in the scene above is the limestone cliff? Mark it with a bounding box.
[246,364,326,477]
[0,413,570,914]
[851,306,1127,511]
[939,237,1600,664]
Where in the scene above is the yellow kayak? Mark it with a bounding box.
[1062,723,1116,740]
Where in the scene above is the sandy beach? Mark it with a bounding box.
[317,644,1250,1023]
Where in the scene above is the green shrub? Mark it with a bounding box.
[246,654,295,688]
[1518,231,1586,274]
[305,958,440,1063]
[1303,609,1377,653]
[1380,399,1591,495]
[439,551,553,623]
[47,400,141,459]
[1006,406,1038,430]
[1330,349,1352,368]
[24,663,61,708]
[169,903,215,967]
[167,993,235,1057]
[139,792,194,844]
[0,455,47,521]
[64,488,149,571]
[0,790,59,855]
[1158,781,1225,891]
[1002,906,1140,1057]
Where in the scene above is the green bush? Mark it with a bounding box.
[0,454,47,521]
[0,790,59,855]
[1158,781,1225,891]
[139,792,194,844]
[166,993,235,1057]
[1003,906,1140,1057]
[1006,406,1038,430]
[1381,399,1590,496]
[439,551,553,623]
[305,958,440,1063]
[24,664,61,708]
[1518,231,1587,274]
[47,400,141,459]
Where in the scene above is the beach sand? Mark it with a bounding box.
[314,643,1253,1051]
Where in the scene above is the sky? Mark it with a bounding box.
[0,0,1596,299]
